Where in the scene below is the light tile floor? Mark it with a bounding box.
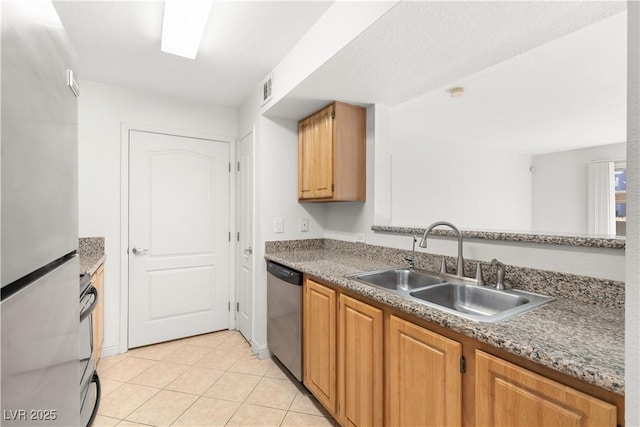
[93,330,335,427]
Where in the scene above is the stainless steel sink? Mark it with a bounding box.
[346,268,445,291]
[345,268,554,323]
[410,283,528,314]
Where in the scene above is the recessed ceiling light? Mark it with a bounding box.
[161,0,214,60]
[448,87,465,97]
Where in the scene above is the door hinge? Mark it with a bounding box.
[228,162,231,172]
[236,302,239,312]
[331,110,335,119]
[228,301,231,312]
[228,232,231,242]
[237,231,240,242]
[237,161,240,172]
[460,356,466,374]
[331,184,335,192]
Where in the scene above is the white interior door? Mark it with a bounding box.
[236,131,254,342]
[128,130,230,348]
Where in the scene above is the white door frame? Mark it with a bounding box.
[235,127,256,345]
[119,123,236,354]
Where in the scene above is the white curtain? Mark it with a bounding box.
[587,161,615,236]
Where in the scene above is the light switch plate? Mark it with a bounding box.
[274,218,284,233]
[299,218,309,232]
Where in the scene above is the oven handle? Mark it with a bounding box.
[80,286,98,323]
[86,372,101,427]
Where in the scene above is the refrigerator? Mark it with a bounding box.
[1,2,81,425]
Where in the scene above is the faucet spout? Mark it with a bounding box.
[419,221,464,277]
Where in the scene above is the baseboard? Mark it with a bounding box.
[100,343,122,358]
[251,341,271,360]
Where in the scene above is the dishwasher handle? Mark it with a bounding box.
[267,261,302,286]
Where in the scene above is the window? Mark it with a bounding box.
[614,162,626,236]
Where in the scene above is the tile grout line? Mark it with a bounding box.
[100,330,326,427]
[118,386,163,425]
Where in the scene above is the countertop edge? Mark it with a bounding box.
[86,255,106,276]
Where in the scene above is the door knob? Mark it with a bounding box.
[131,247,149,255]
[243,246,253,255]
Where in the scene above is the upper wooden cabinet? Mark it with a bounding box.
[298,102,366,202]
[475,350,616,427]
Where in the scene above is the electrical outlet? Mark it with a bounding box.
[274,217,284,233]
[355,233,365,242]
[299,218,309,232]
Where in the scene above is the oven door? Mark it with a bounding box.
[79,285,100,426]
[79,286,96,383]
[80,373,100,427]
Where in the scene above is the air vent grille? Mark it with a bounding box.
[261,73,273,105]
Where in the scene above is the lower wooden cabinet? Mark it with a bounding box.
[303,279,338,415]
[475,350,616,427]
[339,294,383,427]
[387,315,462,427]
[301,276,621,427]
[92,263,105,367]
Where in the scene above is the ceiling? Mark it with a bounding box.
[263,1,627,156]
[53,0,628,154]
[391,10,627,156]
[267,1,627,119]
[52,1,333,107]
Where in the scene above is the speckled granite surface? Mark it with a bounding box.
[265,241,624,395]
[371,225,626,249]
[79,237,105,275]
[267,239,624,309]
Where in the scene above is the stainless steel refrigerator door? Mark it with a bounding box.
[1,256,80,426]
[267,272,302,381]
[1,1,78,287]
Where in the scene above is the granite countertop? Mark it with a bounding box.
[265,249,624,395]
[79,237,106,276]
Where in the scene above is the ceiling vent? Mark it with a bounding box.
[261,73,273,106]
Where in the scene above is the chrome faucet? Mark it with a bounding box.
[419,221,464,277]
[491,258,506,290]
[404,235,418,269]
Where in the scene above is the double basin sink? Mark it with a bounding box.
[345,268,554,323]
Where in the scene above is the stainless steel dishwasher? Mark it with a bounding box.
[266,261,302,381]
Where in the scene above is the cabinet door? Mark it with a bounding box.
[387,315,462,427]
[92,264,105,367]
[298,105,333,199]
[475,350,616,427]
[303,279,337,414]
[338,295,383,427]
[298,118,314,198]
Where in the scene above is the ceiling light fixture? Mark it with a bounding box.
[448,87,465,97]
[161,0,213,60]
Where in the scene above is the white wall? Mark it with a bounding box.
[625,2,639,424]
[324,105,625,282]
[389,132,532,231]
[532,142,626,234]
[78,80,237,356]
[239,84,328,357]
